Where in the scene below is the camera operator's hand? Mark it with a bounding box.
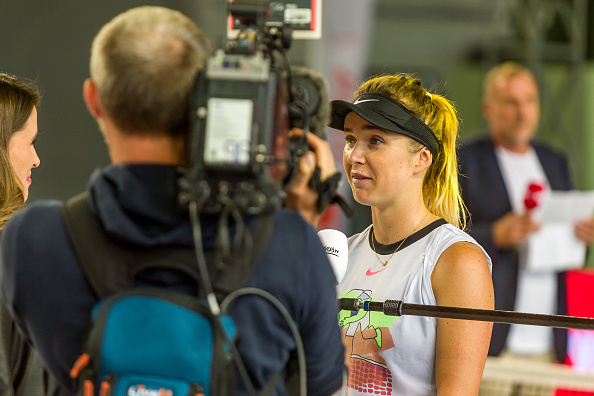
[285,129,336,227]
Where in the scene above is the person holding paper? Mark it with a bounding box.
[458,61,594,364]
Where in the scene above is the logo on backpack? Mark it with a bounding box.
[127,384,173,396]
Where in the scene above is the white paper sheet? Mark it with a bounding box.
[523,190,594,272]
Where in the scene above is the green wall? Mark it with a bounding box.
[445,64,488,141]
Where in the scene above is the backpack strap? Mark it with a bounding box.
[61,191,282,395]
[61,192,274,300]
[61,192,198,299]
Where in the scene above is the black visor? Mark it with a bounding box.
[328,92,439,155]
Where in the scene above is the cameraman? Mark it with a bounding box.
[0,6,344,396]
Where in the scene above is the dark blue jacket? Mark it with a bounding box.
[458,136,571,360]
[0,164,344,395]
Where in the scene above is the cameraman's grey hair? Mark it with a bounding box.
[90,6,211,136]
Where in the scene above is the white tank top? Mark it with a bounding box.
[337,220,492,396]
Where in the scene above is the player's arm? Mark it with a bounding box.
[431,241,494,396]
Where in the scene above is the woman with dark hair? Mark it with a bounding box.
[0,72,44,395]
[0,73,41,227]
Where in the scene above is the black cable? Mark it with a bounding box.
[230,206,251,260]
[215,196,253,269]
[290,100,311,135]
[216,203,232,263]
[283,101,310,187]
[189,201,220,315]
[221,287,307,396]
[188,201,257,396]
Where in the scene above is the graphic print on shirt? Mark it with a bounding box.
[338,289,398,393]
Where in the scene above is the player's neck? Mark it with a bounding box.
[371,203,432,244]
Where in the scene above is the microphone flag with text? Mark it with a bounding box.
[317,229,348,284]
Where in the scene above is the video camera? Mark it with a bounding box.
[179,0,331,216]
[175,5,341,391]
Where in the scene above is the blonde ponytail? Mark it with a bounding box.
[354,74,466,229]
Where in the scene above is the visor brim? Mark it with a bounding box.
[329,99,440,156]
[329,100,414,138]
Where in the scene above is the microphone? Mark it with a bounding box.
[317,229,348,284]
[285,67,353,217]
[290,66,330,139]
[338,298,594,330]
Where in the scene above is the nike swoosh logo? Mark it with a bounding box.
[353,98,379,105]
[366,266,388,276]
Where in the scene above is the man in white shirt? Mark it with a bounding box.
[458,62,594,362]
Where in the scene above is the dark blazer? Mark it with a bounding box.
[458,135,572,360]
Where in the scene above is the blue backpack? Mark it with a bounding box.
[61,193,278,396]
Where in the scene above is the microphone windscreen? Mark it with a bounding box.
[317,229,348,284]
[290,66,330,140]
